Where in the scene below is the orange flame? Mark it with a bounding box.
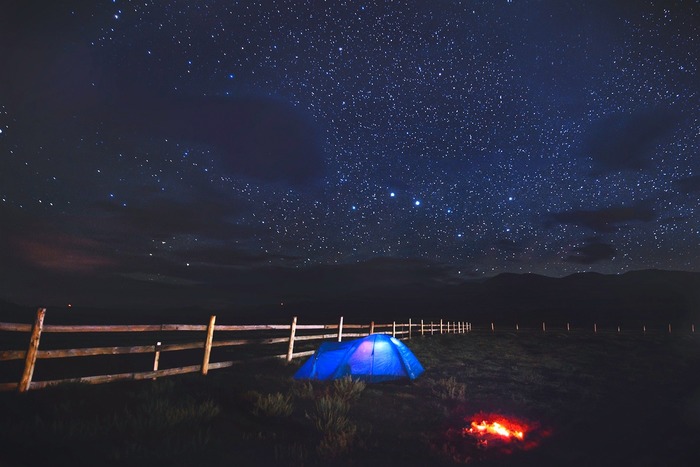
[467,419,525,441]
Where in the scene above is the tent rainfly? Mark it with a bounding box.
[293,333,424,383]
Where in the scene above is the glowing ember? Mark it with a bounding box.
[467,420,525,441]
[435,412,549,462]
[462,413,535,450]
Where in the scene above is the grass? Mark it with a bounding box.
[1,331,699,466]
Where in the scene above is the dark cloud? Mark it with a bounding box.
[565,240,616,265]
[581,108,681,172]
[551,204,655,233]
[0,3,325,188]
[94,194,256,241]
[675,175,700,193]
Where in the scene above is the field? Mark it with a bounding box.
[1,330,699,466]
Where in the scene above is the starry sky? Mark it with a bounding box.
[1,1,699,309]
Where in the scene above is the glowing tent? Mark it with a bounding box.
[293,334,424,383]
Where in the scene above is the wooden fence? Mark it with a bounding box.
[0,308,470,392]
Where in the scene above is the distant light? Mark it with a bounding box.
[67,303,72,308]
[414,200,421,206]
[390,192,395,197]
[508,196,514,201]
[351,205,357,210]
[228,73,235,79]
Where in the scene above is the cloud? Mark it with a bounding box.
[675,175,700,193]
[94,193,257,241]
[565,240,616,265]
[0,204,118,276]
[581,108,681,172]
[0,4,325,188]
[551,204,655,233]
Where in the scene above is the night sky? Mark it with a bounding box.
[1,1,698,309]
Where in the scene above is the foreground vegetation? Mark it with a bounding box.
[1,330,699,466]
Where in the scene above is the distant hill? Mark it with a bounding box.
[1,270,699,327]
[268,269,700,326]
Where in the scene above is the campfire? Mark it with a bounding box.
[435,411,550,462]
[463,414,528,448]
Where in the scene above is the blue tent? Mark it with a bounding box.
[293,334,424,383]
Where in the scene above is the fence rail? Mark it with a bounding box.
[0,309,469,392]
[2,309,694,393]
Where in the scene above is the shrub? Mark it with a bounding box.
[307,395,357,459]
[333,376,366,402]
[253,392,294,417]
[432,376,466,400]
[290,380,315,400]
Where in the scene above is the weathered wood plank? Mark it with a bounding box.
[294,324,330,330]
[37,344,156,358]
[201,315,216,375]
[341,324,369,329]
[212,336,289,348]
[214,324,290,331]
[293,333,339,341]
[0,350,26,361]
[42,324,163,333]
[0,382,18,392]
[32,341,207,359]
[19,308,45,392]
[28,365,203,389]
[160,324,207,332]
[0,323,32,332]
[286,316,297,363]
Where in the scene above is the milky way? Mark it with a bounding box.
[0,1,698,307]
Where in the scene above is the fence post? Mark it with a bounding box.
[392,321,396,338]
[668,323,672,334]
[286,316,298,362]
[338,316,344,342]
[201,315,216,375]
[420,319,424,337]
[430,321,434,335]
[152,341,162,380]
[369,321,375,335]
[491,322,495,333]
[19,307,46,392]
[567,322,570,332]
[408,318,412,339]
[542,322,546,333]
[440,319,443,334]
[594,323,597,333]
